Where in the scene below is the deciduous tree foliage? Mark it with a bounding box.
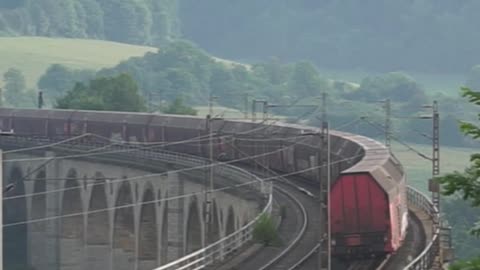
[38,64,94,103]
[56,73,146,112]
[179,0,480,73]
[0,0,178,45]
[162,97,196,115]
[438,87,480,268]
[2,68,35,107]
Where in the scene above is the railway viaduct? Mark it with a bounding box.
[1,146,265,270]
[0,108,452,270]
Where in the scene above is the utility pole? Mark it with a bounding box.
[321,92,327,124]
[208,94,218,116]
[204,114,214,251]
[0,151,3,270]
[421,101,440,228]
[429,101,440,226]
[262,101,268,121]
[244,93,249,119]
[148,92,152,112]
[251,99,266,122]
[318,92,331,270]
[383,99,391,149]
[204,114,222,254]
[38,91,44,109]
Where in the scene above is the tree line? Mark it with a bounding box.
[1,42,475,145]
[0,41,472,148]
[179,0,480,73]
[3,1,480,73]
[0,0,178,45]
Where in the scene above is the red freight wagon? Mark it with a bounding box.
[330,143,407,257]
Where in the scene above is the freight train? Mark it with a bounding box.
[0,108,407,257]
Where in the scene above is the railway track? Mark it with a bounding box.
[221,162,320,270]
[347,258,384,270]
[226,183,308,270]
[257,182,320,270]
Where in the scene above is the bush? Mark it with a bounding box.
[253,213,279,246]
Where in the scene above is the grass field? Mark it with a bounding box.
[0,37,157,88]
[391,142,475,193]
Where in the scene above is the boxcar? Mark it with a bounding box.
[330,138,407,257]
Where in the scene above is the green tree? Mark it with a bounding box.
[38,64,94,104]
[438,87,480,269]
[287,61,326,98]
[162,97,197,115]
[56,73,146,112]
[349,72,426,103]
[2,68,34,107]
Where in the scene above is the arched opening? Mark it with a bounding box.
[211,201,220,243]
[112,183,135,269]
[60,169,84,269]
[225,206,236,253]
[31,170,46,232]
[4,167,28,269]
[226,207,236,236]
[185,198,202,254]
[138,188,158,269]
[61,169,83,239]
[86,175,109,269]
[86,180,108,245]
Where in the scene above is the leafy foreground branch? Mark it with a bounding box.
[437,87,480,268]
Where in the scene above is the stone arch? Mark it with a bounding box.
[211,201,221,243]
[138,187,158,268]
[86,178,109,245]
[225,206,235,236]
[112,182,135,269]
[225,206,236,252]
[61,169,83,239]
[4,166,28,269]
[31,170,46,232]
[60,169,84,269]
[185,197,202,254]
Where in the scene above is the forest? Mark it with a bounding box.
[2,0,480,73]
[0,0,178,44]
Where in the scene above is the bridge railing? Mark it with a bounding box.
[0,135,271,197]
[154,195,272,270]
[0,135,273,270]
[404,186,441,270]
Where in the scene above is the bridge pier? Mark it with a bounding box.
[166,170,185,262]
[45,151,63,269]
[85,173,111,270]
[59,169,84,270]
[29,168,48,270]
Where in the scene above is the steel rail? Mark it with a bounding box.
[257,185,309,270]
[287,244,320,270]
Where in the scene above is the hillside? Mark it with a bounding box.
[0,37,157,87]
[0,0,178,45]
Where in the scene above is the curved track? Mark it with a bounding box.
[346,259,384,270]
[257,182,320,270]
